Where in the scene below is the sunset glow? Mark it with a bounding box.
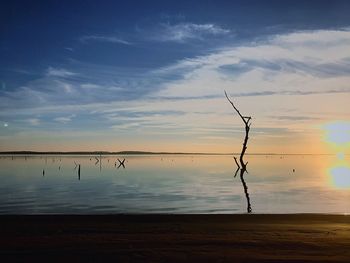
[1,3,350,260]
[1,2,349,154]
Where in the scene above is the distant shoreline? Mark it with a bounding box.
[0,151,335,156]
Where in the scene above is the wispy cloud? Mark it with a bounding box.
[27,118,40,126]
[271,116,321,121]
[80,35,131,45]
[154,29,350,98]
[226,88,350,98]
[154,22,230,42]
[46,67,77,77]
[54,114,76,124]
[3,29,350,111]
[2,29,350,152]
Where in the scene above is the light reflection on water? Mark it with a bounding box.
[0,154,349,214]
[329,166,350,189]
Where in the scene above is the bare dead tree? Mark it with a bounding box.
[225,91,252,170]
[226,90,253,213]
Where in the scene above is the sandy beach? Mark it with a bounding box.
[0,214,349,262]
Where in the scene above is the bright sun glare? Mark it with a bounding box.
[323,121,350,147]
[329,165,350,189]
[323,121,350,189]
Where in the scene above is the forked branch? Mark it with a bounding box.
[225,90,252,169]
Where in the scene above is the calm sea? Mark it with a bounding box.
[0,154,349,214]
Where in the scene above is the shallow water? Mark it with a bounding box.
[0,154,349,214]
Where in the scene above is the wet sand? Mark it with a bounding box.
[0,214,349,262]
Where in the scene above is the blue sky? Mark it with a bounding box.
[1,0,350,152]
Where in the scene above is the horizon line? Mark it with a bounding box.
[0,150,339,156]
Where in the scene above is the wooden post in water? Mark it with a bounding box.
[99,154,102,172]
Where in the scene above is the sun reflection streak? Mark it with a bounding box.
[323,121,350,189]
[327,152,350,189]
[328,164,350,189]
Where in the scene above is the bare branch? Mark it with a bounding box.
[233,157,240,169]
[225,90,252,169]
[234,167,239,178]
[224,90,246,124]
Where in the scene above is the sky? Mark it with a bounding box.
[1,0,350,153]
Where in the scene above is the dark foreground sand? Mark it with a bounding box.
[0,214,349,262]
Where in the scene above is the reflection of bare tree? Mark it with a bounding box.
[226,91,253,213]
[234,166,252,213]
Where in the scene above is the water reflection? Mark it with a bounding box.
[329,166,350,189]
[1,154,350,214]
[322,120,350,190]
[234,165,252,213]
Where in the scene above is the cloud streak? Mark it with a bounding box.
[153,22,230,42]
[54,114,76,124]
[2,29,350,152]
[154,29,350,99]
[27,118,40,126]
[46,67,77,77]
[80,35,131,45]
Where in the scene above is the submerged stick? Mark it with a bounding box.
[117,158,126,169]
[99,154,102,172]
[234,157,240,169]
